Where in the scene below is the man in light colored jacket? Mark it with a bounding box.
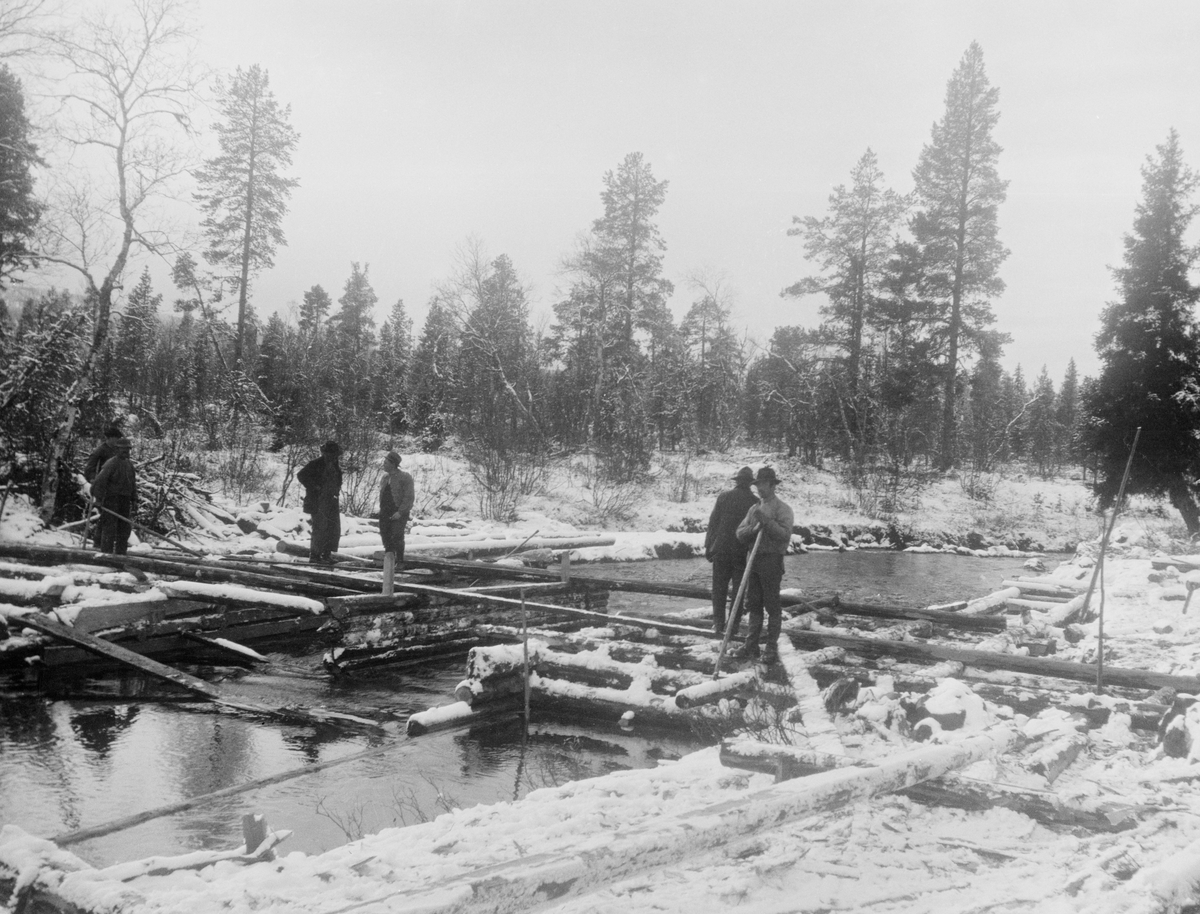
[734,466,794,664]
[380,451,415,561]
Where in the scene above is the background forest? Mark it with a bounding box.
[1,1,1198,541]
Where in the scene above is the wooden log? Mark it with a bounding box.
[406,699,520,736]
[326,634,483,672]
[405,535,616,558]
[717,738,1140,832]
[900,779,1144,833]
[52,741,420,846]
[1026,733,1087,785]
[0,542,357,598]
[1001,579,1084,598]
[719,738,854,779]
[371,579,714,639]
[1005,598,1065,613]
[825,598,1007,632]
[1047,593,1091,626]
[785,628,1200,693]
[455,671,527,705]
[381,726,1022,913]
[674,671,758,709]
[963,587,1022,616]
[91,826,290,881]
[804,661,1169,732]
[463,642,709,695]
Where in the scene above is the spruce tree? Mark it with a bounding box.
[0,63,41,287]
[1084,130,1200,533]
[1055,359,1080,470]
[1027,366,1057,476]
[113,268,161,409]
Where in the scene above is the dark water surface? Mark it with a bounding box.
[579,549,1036,616]
[0,551,1037,866]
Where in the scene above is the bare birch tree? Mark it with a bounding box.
[34,0,202,520]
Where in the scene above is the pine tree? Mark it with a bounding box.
[911,43,1009,470]
[594,152,673,347]
[299,284,332,338]
[194,64,299,373]
[0,63,41,287]
[1084,130,1200,533]
[783,149,907,410]
[680,285,744,449]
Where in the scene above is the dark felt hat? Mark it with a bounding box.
[733,466,754,483]
[385,451,402,465]
[320,440,342,456]
[754,466,780,485]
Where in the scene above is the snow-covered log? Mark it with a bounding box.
[1025,733,1087,784]
[407,700,519,736]
[382,725,1022,914]
[674,671,757,708]
[963,586,1022,615]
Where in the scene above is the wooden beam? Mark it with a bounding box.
[785,628,1200,693]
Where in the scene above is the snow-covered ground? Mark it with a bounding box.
[2,452,1200,913]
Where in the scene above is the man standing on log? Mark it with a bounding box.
[298,441,343,564]
[704,466,759,636]
[91,437,137,555]
[734,466,794,665]
[379,451,414,562]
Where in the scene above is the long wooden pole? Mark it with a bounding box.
[93,503,206,558]
[1087,426,1140,693]
[713,531,764,680]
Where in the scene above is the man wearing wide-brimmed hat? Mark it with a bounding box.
[734,466,794,664]
[298,440,343,564]
[704,466,759,635]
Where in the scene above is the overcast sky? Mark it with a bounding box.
[43,1,1200,384]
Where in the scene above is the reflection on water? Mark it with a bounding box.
[0,551,1039,865]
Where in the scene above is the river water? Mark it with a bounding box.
[0,551,1039,866]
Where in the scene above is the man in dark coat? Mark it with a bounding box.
[84,425,124,482]
[704,466,759,636]
[298,441,343,564]
[379,451,415,561]
[91,437,137,555]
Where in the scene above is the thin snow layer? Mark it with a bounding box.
[154,580,324,615]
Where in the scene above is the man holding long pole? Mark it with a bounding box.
[733,466,794,665]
